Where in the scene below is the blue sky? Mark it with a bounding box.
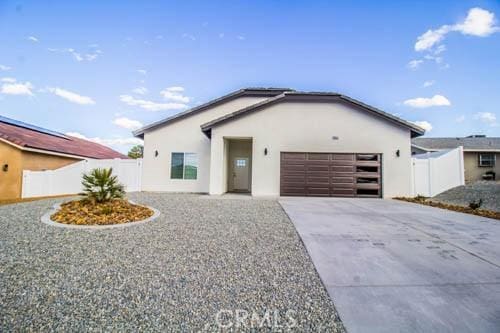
[0,0,499,153]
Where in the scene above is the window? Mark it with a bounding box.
[171,152,198,179]
[479,153,495,167]
[236,159,246,167]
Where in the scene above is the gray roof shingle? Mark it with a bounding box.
[412,136,500,150]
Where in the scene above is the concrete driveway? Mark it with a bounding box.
[279,197,500,333]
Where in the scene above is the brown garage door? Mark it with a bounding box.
[280,152,381,197]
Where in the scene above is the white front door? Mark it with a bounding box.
[233,157,249,191]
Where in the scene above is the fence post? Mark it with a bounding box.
[427,153,433,197]
[458,146,465,185]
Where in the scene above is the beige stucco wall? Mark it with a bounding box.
[209,101,413,198]
[141,96,269,192]
[0,141,79,200]
[464,151,499,183]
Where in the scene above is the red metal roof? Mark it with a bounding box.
[0,118,127,159]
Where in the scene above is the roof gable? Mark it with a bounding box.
[200,91,425,138]
[133,87,292,138]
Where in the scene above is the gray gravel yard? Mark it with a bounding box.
[432,181,500,212]
[0,193,343,332]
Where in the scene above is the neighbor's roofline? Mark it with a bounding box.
[200,91,425,137]
[0,137,87,160]
[133,87,293,138]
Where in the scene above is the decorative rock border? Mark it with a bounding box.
[41,201,161,230]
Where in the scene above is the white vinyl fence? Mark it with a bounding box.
[411,146,464,197]
[22,159,142,198]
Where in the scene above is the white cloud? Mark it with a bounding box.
[456,7,499,36]
[423,80,435,87]
[1,81,34,96]
[113,117,143,130]
[408,59,424,70]
[412,120,433,132]
[415,25,452,51]
[66,132,143,148]
[1,77,16,83]
[403,95,451,108]
[455,115,466,123]
[47,87,95,105]
[474,112,497,126]
[415,8,499,51]
[119,95,187,111]
[136,69,147,75]
[27,36,39,42]
[48,47,101,62]
[132,87,148,95]
[237,35,246,40]
[182,33,196,41]
[160,86,190,103]
[219,33,225,38]
[0,65,11,71]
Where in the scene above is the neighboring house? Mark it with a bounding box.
[134,88,424,198]
[0,115,126,200]
[412,135,500,183]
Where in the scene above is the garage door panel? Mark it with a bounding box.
[332,154,354,161]
[307,165,330,172]
[331,188,355,196]
[307,176,330,183]
[307,153,330,161]
[282,175,306,183]
[331,166,355,173]
[282,152,306,160]
[280,152,381,197]
[307,187,330,196]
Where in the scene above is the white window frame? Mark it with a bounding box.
[478,153,496,167]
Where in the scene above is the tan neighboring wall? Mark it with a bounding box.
[0,140,80,200]
[464,151,500,183]
[0,140,23,200]
[21,150,79,171]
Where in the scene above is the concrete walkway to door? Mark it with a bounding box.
[279,197,500,333]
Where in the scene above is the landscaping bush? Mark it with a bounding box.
[468,199,483,210]
[80,168,125,204]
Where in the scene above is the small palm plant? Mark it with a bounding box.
[80,168,125,204]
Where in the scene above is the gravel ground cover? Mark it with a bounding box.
[432,181,500,212]
[0,193,344,332]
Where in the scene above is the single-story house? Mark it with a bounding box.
[412,135,500,183]
[134,88,424,198]
[0,115,126,200]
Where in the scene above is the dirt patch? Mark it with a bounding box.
[51,199,154,225]
[0,194,74,206]
[394,197,500,220]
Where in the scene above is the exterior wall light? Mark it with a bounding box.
[396,149,400,157]
[2,164,8,172]
[332,136,339,140]
[264,148,268,155]
[154,150,159,157]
